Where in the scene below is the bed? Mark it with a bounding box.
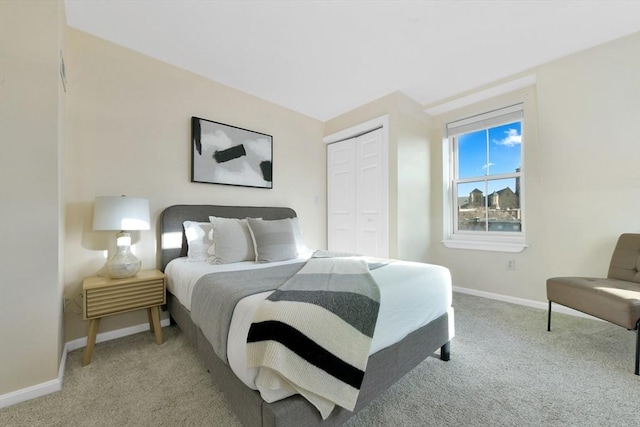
[159,204,454,427]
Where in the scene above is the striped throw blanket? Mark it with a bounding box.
[246,256,380,419]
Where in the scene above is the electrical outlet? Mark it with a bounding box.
[506,259,516,270]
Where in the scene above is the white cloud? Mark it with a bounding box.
[494,128,521,147]
[201,129,233,151]
[213,161,266,187]
[245,138,271,161]
[482,162,496,171]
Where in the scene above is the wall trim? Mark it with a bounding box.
[0,318,170,409]
[443,238,529,253]
[323,114,389,144]
[65,318,171,352]
[453,286,602,322]
[425,74,537,116]
[0,360,64,409]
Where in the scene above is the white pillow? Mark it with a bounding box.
[246,218,297,263]
[208,216,256,264]
[291,217,312,257]
[183,221,213,262]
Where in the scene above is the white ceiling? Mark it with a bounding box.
[64,0,640,121]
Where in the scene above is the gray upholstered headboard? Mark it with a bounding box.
[158,204,297,271]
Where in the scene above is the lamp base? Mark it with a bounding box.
[104,232,141,279]
[106,255,141,279]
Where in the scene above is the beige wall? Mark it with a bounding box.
[397,110,432,261]
[0,0,65,395]
[63,29,326,341]
[429,32,640,302]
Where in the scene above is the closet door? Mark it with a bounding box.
[327,138,357,253]
[327,128,387,257]
[355,128,385,256]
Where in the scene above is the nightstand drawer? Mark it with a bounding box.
[84,277,166,319]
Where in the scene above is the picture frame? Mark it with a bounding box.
[191,116,273,189]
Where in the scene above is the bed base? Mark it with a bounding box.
[167,293,453,427]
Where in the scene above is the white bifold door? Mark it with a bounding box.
[327,128,388,258]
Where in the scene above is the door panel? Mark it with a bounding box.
[327,128,387,257]
[356,129,385,257]
[327,139,356,253]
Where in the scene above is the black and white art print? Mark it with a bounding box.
[191,117,273,189]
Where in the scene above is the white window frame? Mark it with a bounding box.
[442,104,529,253]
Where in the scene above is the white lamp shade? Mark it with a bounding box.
[93,196,150,231]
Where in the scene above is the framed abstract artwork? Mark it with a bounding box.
[191,116,273,189]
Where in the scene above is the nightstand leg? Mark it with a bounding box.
[148,309,154,333]
[149,306,163,344]
[82,318,101,366]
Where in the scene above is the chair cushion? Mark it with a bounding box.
[607,233,640,283]
[547,276,640,330]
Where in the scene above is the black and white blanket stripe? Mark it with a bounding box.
[246,255,380,419]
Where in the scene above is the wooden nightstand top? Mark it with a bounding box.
[83,269,165,289]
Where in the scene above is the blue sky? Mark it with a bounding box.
[457,121,521,197]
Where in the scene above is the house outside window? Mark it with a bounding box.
[443,103,528,252]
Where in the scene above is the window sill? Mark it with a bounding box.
[442,238,529,253]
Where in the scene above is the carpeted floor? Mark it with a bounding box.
[1,292,638,426]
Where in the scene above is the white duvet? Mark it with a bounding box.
[165,255,453,404]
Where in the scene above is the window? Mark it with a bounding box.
[443,104,528,252]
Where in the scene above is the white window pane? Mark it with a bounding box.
[486,178,521,232]
[457,181,487,231]
[457,130,488,179]
[488,122,521,176]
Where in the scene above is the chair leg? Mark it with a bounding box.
[635,319,639,376]
[545,301,638,375]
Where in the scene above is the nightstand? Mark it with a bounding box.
[82,269,166,366]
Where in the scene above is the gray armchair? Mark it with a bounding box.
[546,233,640,375]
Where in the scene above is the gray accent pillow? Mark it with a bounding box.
[209,216,255,264]
[246,218,297,263]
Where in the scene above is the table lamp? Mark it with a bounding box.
[93,196,150,278]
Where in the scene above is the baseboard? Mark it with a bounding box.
[66,318,171,352]
[452,286,603,322]
[0,318,170,409]
[0,342,67,409]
